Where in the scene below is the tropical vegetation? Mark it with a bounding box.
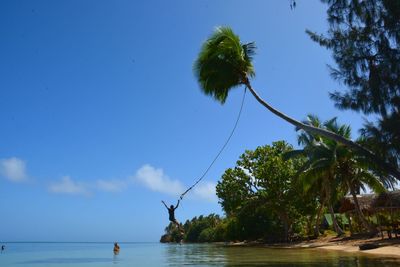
[161,139,397,243]
[307,0,400,177]
[287,115,388,235]
[161,0,400,243]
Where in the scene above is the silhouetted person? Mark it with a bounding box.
[113,242,120,255]
[162,200,183,232]
[1,245,4,253]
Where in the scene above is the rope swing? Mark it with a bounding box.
[179,88,247,200]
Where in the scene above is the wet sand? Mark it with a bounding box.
[297,235,400,258]
[228,235,400,258]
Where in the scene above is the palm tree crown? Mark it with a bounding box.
[194,26,255,104]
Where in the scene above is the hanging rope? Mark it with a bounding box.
[179,88,247,200]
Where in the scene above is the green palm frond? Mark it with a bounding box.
[242,42,256,72]
[298,172,314,192]
[299,167,326,192]
[194,26,256,104]
[357,171,386,194]
[304,114,322,127]
[324,117,338,132]
[309,157,332,172]
[297,114,325,144]
[282,149,305,160]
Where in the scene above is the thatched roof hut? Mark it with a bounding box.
[339,194,375,214]
[372,190,400,211]
[339,190,400,214]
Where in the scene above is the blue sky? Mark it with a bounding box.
[0,0,367,242]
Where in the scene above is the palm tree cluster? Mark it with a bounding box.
[287,115,389,235]
[193,26,398,237]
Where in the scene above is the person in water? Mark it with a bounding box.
[1,245,4,253]
[161,200,183,231]
[113,242,120,254]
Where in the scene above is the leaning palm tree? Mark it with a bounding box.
[193,26,400,180]
[293,116,387,235]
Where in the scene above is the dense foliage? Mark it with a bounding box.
[161,139,393,243]
[161,214,226,243]
[307,0,400,177]
[216,141,314,242]
[161,0,400,244]
[289,115,387,235]
[161,142,320,243]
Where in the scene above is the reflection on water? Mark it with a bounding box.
[113,253,120,265]
[166,244,226,266]
[164,243,400,267]
[2,242,400,267]
[20,257,113,264]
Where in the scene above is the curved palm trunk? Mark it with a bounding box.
[323,176,344,236]
[347,182,377,235]
[328,203,345,236]
[314,200,325,237]
[243,81,400,180]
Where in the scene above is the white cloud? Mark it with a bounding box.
[0,157,28,182]
[97,179,127,193]
[48,176,90,196]
[192,181,218,202]
[44,164,217,201]
[134,164,184,196]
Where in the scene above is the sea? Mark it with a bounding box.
[0,242,399,266]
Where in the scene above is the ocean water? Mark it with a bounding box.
[0,242,399,267]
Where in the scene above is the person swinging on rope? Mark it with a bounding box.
[161,200,184,233]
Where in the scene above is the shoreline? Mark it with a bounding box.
[225,236,400,258]
[318,244,400,258]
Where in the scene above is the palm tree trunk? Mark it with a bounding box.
[243,81,400,180]
[314,201,325,237]
[347,213,353,235]
[328,203,345,236]
[347,182,377,235]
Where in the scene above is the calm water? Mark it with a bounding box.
[0,242,399,267]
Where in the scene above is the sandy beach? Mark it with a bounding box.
[228,235,400,258]
[316,237,400,258]
[285,235,400,258]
